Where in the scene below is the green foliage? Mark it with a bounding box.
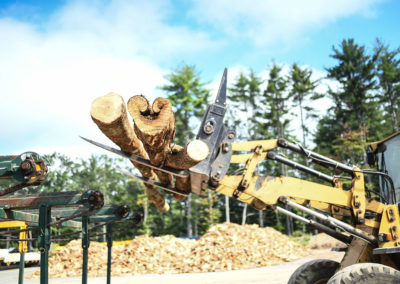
[289,63,320,147]
[332,127,368,166]
[3,37,400,241]
[160,64,211,237]
[374,39,400,133]
[160,64,210,145]
[259,64,292,140]
[315,38,386,164]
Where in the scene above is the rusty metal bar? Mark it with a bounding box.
[0,209,81,228]
[0,191,83,209]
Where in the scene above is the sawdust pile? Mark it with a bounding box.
[307,233,346,249]
[28,223,309,278]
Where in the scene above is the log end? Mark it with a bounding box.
[128,95,175,136]
[187,140,209,162]
[165,140,209,170]
[127,95,150,114]
[91,92,125,124]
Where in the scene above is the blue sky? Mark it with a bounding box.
[0,0,399,157]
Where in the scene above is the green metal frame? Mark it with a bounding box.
[106,223,112,284]
[0,190,98,284]
[0,190,139,284]
[0,208,81,228]
[81,215,89,284]
[0,152,47,183]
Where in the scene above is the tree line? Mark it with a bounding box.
[2,37,400,242]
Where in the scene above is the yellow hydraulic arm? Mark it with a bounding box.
[214,139,398,258]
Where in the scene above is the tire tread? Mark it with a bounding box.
[288,259,339,284]
[327,263,400,284]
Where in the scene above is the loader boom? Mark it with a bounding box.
[85,68,400,280]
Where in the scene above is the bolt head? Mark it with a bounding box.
[21,161,31,170]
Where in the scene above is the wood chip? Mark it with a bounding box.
[27,223,309,279]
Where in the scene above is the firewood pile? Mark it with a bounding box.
[90,93,210,212]
[27,223,309,278]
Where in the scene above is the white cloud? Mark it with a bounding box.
[190,0,383,46]
[0,0,219,156]
[0,0,385,156]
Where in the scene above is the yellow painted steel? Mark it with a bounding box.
[231,153,267,164]
[351,169,366,222]
[364,218,380,229]
[369,132,400,152]
[378,205,400,248]
[217,139,399,252]
[219,175,352,207]
[238,146,264,190]
[0,221,28,252]
[232,139,278,152]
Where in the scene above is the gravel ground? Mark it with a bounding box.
[2,249,344,284]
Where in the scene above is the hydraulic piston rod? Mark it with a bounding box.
[277,138,355,174]
[279,197,377,245]
[276,206,352,244]
[267,152,335,184]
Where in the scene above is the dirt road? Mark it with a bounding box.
[2,249,344,284]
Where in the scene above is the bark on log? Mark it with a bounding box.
[127,95,174,186]
[90,92,169,212]
[128,95,209,200]
[127,95,175,165]
[166,141,209,201]
[165,141,209,170]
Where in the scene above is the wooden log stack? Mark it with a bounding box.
[90,93,209,212]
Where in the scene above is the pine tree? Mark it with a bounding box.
[228,70,263,140]
[161,64,210,145]
[374,39,400,133]
[160,64,210,237]
[228,70,265,226]
[260,64,294,235]
[289,63,320,147]
[315,39,384,164]
[260,65,291,140]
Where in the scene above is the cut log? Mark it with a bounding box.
[165,140,209,170]
[127,95,175,165]
[127,95,174,186]
[166,141,209,201]
[90,92,169,212]
[128,95,209,201]
[167,145,190,200]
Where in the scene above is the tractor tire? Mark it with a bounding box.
[327,263,400,284]
[287,259,339,284]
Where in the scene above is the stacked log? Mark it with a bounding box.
[90,93,209,210]
[127,96,175,188]
[90,93,169,212]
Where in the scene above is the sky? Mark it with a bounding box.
[0,0,399,159]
